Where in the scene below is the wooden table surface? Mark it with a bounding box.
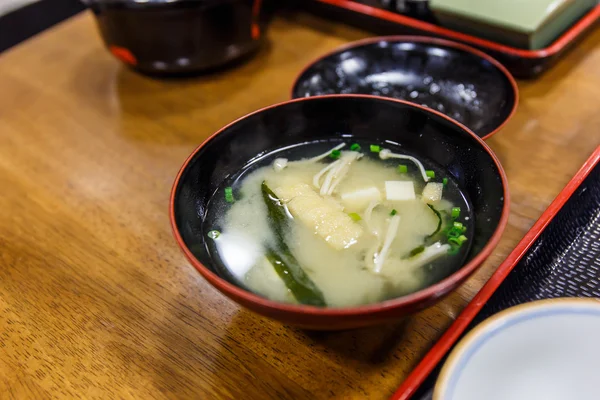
[1,10,599,400]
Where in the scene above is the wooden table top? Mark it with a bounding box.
[1,10,599,400]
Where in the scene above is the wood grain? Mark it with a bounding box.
[1,10,599,400]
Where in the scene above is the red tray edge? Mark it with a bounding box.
[390,144,600,400]
[314,0,600,59]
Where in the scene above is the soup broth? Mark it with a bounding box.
[204,140,473,308]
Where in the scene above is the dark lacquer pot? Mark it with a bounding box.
[170,95,509,330]
[84,0,274,75]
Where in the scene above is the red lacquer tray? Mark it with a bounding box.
[302,0,600,78]
[390,144,600,399]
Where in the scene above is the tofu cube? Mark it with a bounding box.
[385,181,416,201]
[340,187,382,212]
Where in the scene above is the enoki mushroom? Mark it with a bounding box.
[379,148,430,182]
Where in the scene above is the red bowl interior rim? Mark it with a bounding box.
[169,94,511,317]
[290,35,519,140]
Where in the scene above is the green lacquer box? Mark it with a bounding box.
[430,0,597,49]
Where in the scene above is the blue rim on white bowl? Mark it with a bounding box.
[434,298,600,400]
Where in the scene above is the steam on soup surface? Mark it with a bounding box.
[204,140,473,308]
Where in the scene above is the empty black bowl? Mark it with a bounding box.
[291,36,518,139]
[170,95,509,329]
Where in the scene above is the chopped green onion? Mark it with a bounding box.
[207,230,220,239]
[330,149,341,159]
[409,245,425,257]
[451,207,461,219]
[446,220,467,239]
[370,144,381,153]
[426,170,435,179]
[350,143,361,151]
[397,164,408,174]
[390,209,397,216]
[448,237,462,246]
[225,187,234,203]
[348,212,362,221]
[448,237,460,246]
[447,229,461,238]
[443,177,448,186]
[448,234,468,248]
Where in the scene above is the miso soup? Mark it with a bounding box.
[204,140,474,308]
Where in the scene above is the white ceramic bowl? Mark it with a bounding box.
[434,298,600,400]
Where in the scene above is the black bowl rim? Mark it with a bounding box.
[169,94,510,316]
[290,35,519,140]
